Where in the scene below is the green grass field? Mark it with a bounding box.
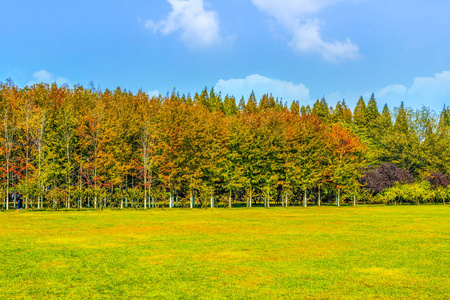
[1,205,449,299]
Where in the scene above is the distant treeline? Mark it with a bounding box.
[1,79,449,210]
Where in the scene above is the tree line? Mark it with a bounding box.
[1,79,449,210]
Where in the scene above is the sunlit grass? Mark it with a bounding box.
[1,205,449,299]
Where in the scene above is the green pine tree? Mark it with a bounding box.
[353,97,367,126]
[245,91,258,113]
[224,95,238,115]
[366,93,381,124]
[290,101,300,115]
[380,104,393,131]
[238,96,246,112]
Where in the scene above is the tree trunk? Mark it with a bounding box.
[229,191,232,208]
[318,187,321,207]
[337,190,340,207]
[6,165,9,210]
[353,194,356,206]
[211,195,214,208]
[303,189,307,207]
[144,155,147,209]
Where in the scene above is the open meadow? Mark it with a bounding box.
[1,205,449,299]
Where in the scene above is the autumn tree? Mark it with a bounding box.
[0,82,18,210]
[326,124,365,206]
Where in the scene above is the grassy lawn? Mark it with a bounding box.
[1,205,449,299]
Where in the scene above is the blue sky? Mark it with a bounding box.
[2,0,450,112]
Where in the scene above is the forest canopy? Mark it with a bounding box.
[1,79,450,210]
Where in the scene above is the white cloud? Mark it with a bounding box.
[251,0,362,62]
[370,71,450,110]
[145,0,221,48]
[252,0,345,20]
[214,74,310,103]
[376,84,407,98]
[324,71,450,112]
[289,19,359,62]
[408,71,450,102]
[324,90,368,109]
[148,89,161,97]
[27,70,69,86]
